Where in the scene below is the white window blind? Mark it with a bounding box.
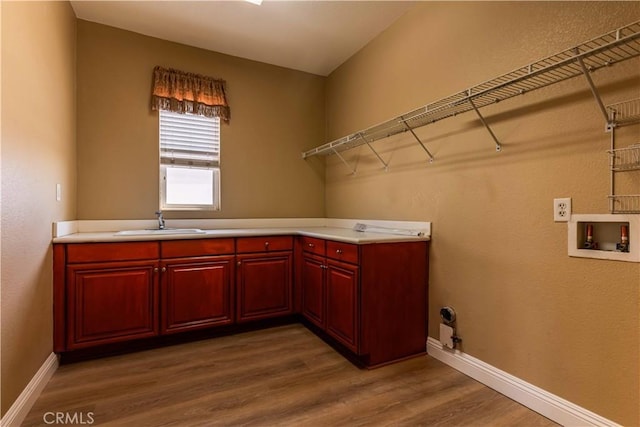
[160,110,220,167]
[159,110,221,210]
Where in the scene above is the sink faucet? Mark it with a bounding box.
[155,211,165,230]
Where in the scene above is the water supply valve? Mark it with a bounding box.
[440,306,457,325]
[439,306,461,349]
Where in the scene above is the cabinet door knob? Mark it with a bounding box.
[336,249,343,254]
[308,243,314,248]
[161,267,166,273]
[237,261,242,266]
[153,267,159,273]
[265,241,270,248]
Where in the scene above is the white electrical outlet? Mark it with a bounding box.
[553,197,571,222]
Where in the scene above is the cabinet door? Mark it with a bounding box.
[66,261,159,349]
[326,260,359,353]
[162,256,234,334]
[236,252,292,322]
[301,254,325,328]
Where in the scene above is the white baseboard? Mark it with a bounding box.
[426,338,620,427]
[1,353,58,427]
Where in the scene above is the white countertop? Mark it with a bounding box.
[52,226,430,244]
[53,219,431,244]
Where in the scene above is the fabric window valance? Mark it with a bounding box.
[151,66,230,123]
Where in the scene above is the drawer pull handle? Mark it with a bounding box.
[265,242,270,247]
[336,249,343,254]
[308,243,315,248]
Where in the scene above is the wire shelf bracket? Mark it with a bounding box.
[468,96,502,152]
[399,115,435,162]
[302,20,640,167]
[359,133,389,171]
[332,147,357,175]
[575,48,610,125]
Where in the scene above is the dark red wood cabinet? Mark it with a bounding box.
[236,236,293,322]
[54,239,237,352]
[161,257,234,334]
[66,260,159,350]
[299,237,428,367]
[301,238,361,353]
[300,253,325,329]
[160,239,235,334]
[325,259,359,353]
[54,234,428,369]
[60,242,161,351]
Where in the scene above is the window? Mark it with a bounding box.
[159,110,220,210]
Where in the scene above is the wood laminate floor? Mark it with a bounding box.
[23,324,557,426]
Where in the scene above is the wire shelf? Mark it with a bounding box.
[607,98,640,126]
[303,20,640,160]
[609,195,640,214]
[609,144,640,171]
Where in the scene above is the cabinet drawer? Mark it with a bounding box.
[66,242,159,263]
[236,236,293,253]
[300,236,326,256]
[326,240,359,264]
[161,239,234,258]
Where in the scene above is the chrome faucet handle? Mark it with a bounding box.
[155,211,165,230]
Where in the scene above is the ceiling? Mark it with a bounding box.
[70,1,416,76]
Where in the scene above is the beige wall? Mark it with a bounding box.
[76,20,325,220]
[326,2,639,425]
[2,1,638,423]
[1,1,77,416]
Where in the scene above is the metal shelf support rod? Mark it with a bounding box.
[358,133,389,170]
[399,116,435,162]
[575,48,610,124]
[468,97,502,152]
[332,148,356,175]
[610,126,616,213]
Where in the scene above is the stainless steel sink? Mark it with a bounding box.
[114,228,205,236]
